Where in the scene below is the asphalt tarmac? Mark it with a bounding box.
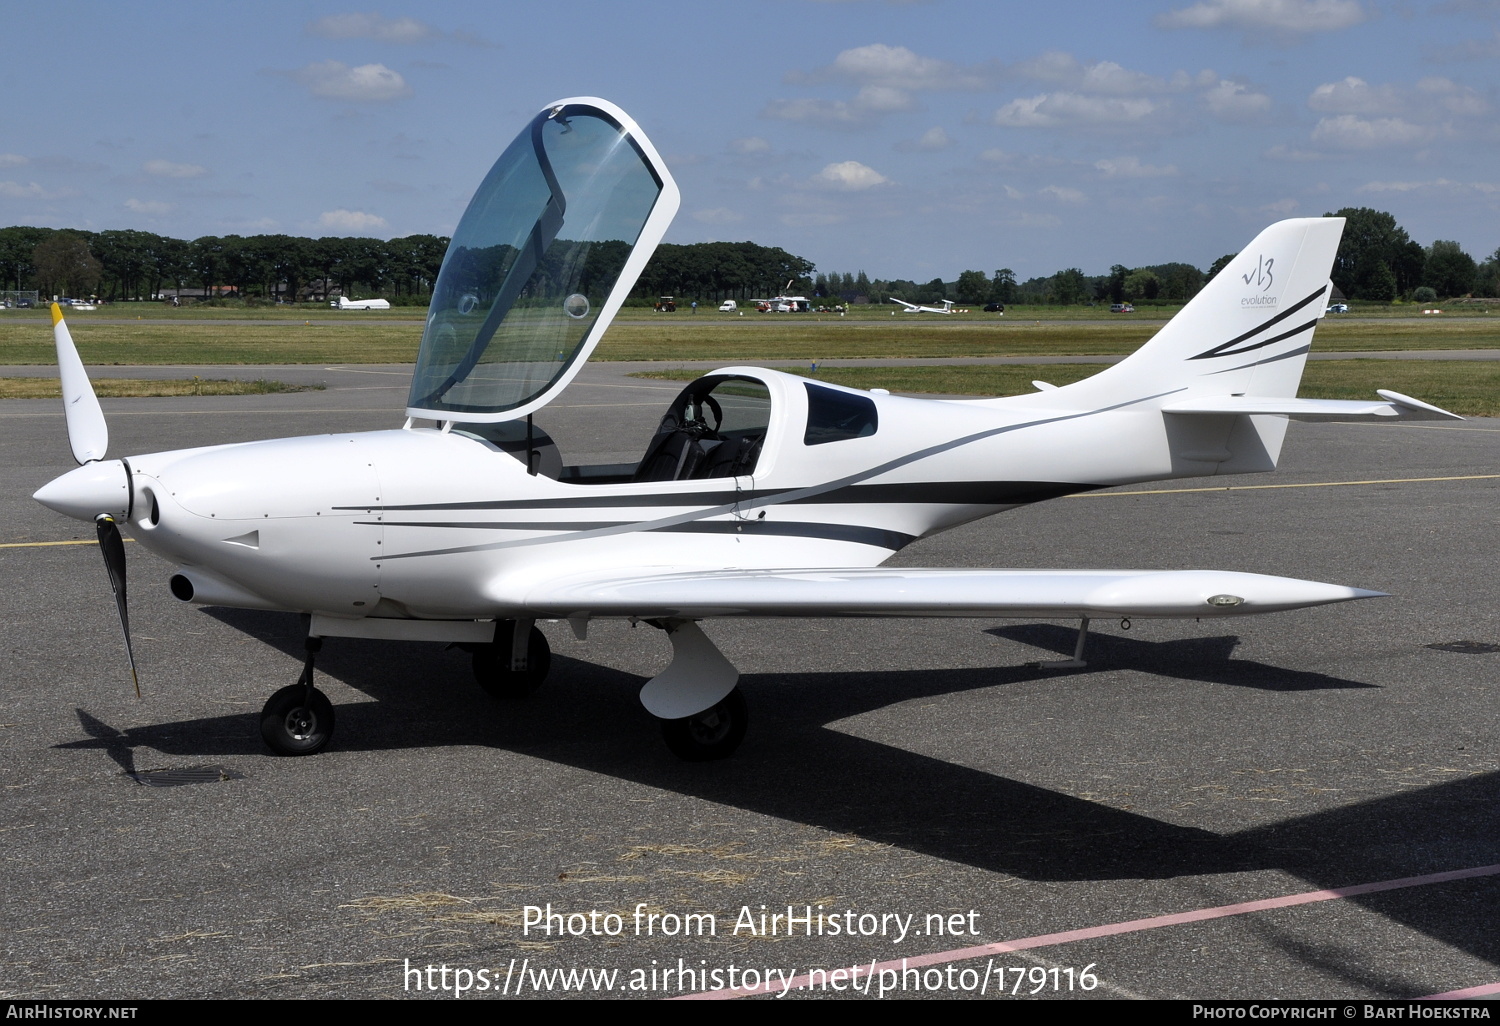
[2,362,1497,1001]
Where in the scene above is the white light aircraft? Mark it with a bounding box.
[890,297,958,314]
[34,98,1462,761]
[335,296,391,311]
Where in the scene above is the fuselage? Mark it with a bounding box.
[37,367,1237,623]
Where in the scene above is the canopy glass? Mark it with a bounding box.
[407,101,669,420]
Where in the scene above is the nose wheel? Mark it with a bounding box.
[260,636,335,756]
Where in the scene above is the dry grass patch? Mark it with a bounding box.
[0,376,316,398]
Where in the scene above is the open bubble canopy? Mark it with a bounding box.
[406,98,679,423]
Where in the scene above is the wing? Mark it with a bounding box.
[517,567,1383,620]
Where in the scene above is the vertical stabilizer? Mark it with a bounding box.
[1056,217,1344,407]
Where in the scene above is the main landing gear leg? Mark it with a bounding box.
[1030,616,1090,670]
[471,619,552,699]
[260,634,336,755]
[641,620,747,761]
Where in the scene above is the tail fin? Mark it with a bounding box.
[1058,217,1344,406]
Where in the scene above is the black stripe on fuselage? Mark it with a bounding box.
[1189,285,1328,361]
[339,480,1096,514]
[365,518,919,552]
[656,520,918,550]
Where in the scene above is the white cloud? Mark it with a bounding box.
[144,159,208,178]
[896,126,952,152]
[125,198,172,215]
[763,85,918,126]
[1156,0,1366,33]
[692,207,744,224]
[1417,77,1488,117]
[291,61,411,102]
[1077,61,1167,96]
[1094,156,1178,177]
[1261,198,1300,214]
[1308,76,1486,120]
[1358,178,1500,195]
[812,161,890,190]
[1204,80,1273,120]
[306,13,436,43]
[1310,114,1437,148]
[770,43,998,126]
[1308,76,1401,114]
[317,209,389,232]
[0,154,27,167]
[795,43,993,91]
[1009,51,1177,95]
[0,180,45,198]
[730,137,771,155]
[993,93,1157,127]
[1040,185,1087,203]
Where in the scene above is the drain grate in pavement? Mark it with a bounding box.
[1426,640,1500,654]
[124,765,246,787]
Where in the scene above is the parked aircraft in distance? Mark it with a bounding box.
[334,296,391,311]
[890,298,959,314]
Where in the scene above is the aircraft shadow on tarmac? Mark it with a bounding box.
[988,624,1380,692]
[53,607,1498,994]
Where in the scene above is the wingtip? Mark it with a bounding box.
[51,302,63,326]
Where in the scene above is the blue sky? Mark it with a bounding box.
[2,0,1497,281]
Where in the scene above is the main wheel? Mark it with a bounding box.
[472,624,552,699]
[260,684,335,756]
[660,687,747,762]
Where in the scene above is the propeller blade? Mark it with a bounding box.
[53,303,108,465]
[95,514,140,699]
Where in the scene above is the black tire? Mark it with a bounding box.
[472,624,552,699]
[660,687,747,761]
[260,684,335,756]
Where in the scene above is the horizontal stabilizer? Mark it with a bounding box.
[1163,394,1462,421]
[514,567,1384,621]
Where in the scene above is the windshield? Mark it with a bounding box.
[407,101,669,420]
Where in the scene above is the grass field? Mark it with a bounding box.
[1,309,1497,364]
[0,377,315,399]
[633,359,1500,418]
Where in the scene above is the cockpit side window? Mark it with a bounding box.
[803,383,878,445]
[634,377,771,481]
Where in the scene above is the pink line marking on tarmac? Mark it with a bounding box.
[679,863,1500,1000]
[1422,981,1500,999]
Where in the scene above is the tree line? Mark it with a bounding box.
[3,207,1495,308]
[0,226,818,308]
[0,227,450,305]
[819,208,1499,308]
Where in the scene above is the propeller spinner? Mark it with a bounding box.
[32,304,140,696]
